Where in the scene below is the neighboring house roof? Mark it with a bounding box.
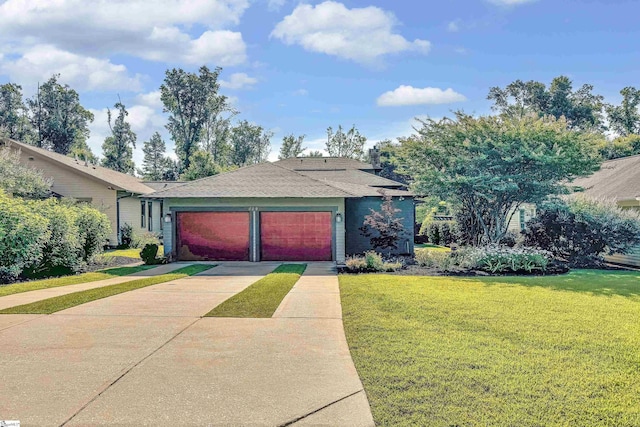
[273,157,379,171]
[571,154,640,202]
[5,138,154,195]
[296,169,405,188]
[143,181,186,191]
[148,161,413,199]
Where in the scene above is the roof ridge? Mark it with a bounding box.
[269,162,358,197]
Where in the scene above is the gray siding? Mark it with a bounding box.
[345,196,415,256]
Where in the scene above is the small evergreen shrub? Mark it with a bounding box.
[140,243,160,265]
[119,223,133,248]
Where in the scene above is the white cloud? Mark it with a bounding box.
[488,0,537,5]
[0,0,249,66]
[0,45,142,92]
[293,89,309,96]
[377,86,467,107]
[135,91,163,109]
[271,1,431,64]
[220,73,258,90]
[267,0,287,11]
[447,20,460,32]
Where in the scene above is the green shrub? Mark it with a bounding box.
[364,251,385,271]
[75,203,111,262]
[425,221,458,246]
[415,249,453,270]
[140,243,159,265]
[132,231,160,249]
[0,191,50,282]
[381,261,403,272]
[476,246,550,273]
[25,198,82,276]
[523,197,640,267]
[119,223,133,248]
[0,144,52,199]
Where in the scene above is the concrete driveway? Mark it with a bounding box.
[0,262,374,426]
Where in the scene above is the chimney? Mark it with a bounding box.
[369,147,381,169]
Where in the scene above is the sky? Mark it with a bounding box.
[0,0,639,167]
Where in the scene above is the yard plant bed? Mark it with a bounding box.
[0,265,156,298]
[340,270,640,426]
[0,265,213,314]
[205,264,307,318]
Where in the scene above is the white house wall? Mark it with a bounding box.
[119,196,163,240]
[161,197,346,263]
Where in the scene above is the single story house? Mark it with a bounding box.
[571,154,640,266]
[4,138,163,245]
[146,157,415,263]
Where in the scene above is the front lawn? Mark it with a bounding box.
[101,246,165,260]
[206,264,307,318]
[0,265,156,298]
[340,270,640,426]
[0,264,213,314]
[414,243,450,251]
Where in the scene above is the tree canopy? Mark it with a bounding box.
[27,75,94,154]
[278,134,306,159]
[101,102,136,174]
[326,125,366,159]
[399,112,603,244]
[488,76,605,131]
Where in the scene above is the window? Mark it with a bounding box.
[519,209,526,231]
[148,202,153,232]
[141,201,146,228]
[159,201,164,231]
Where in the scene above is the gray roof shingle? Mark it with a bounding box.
[295,169,405,188]
[273,157,379,171]
[149,162,355,198]
[571,155,640,201]
[6,138,154,194]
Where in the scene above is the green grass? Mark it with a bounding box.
[415,243,450,252]
[101,246,164,259]
[205,264,307,318]
[339,270,640,426]
[0,265,156,298]
[0,265,213,314]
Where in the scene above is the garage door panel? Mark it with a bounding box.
[177,212,250,261]
[260,212,332,261]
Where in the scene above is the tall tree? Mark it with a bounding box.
[605,87,640,136]
[69,139,97,163]
[160,66,229,172]
[0,83,32,142]
[101,102,136,174]
[278,134,306,159]
[180,150,221,181]
[399,112,603,245]
[488,76,605,131]
[230,120,272,167]
[27,74,94,154]
[375,139,410,185]
[141,132,168,181]
[326,125,366,159]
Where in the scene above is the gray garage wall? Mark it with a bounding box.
[345,196,415,256]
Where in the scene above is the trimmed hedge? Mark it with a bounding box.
[0,190,111,283]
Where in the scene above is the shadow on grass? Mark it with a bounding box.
[470,269,640,298]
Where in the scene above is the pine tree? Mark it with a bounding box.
[141,132,167,181]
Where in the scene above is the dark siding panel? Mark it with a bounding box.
[345,197,415,256]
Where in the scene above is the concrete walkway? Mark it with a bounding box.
[0,263,191,311]
[0,262,374,426]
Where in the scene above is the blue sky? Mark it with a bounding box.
[0,0,638,166]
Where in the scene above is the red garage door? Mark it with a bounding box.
[177,212,250,261]
[260,212,332,261]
